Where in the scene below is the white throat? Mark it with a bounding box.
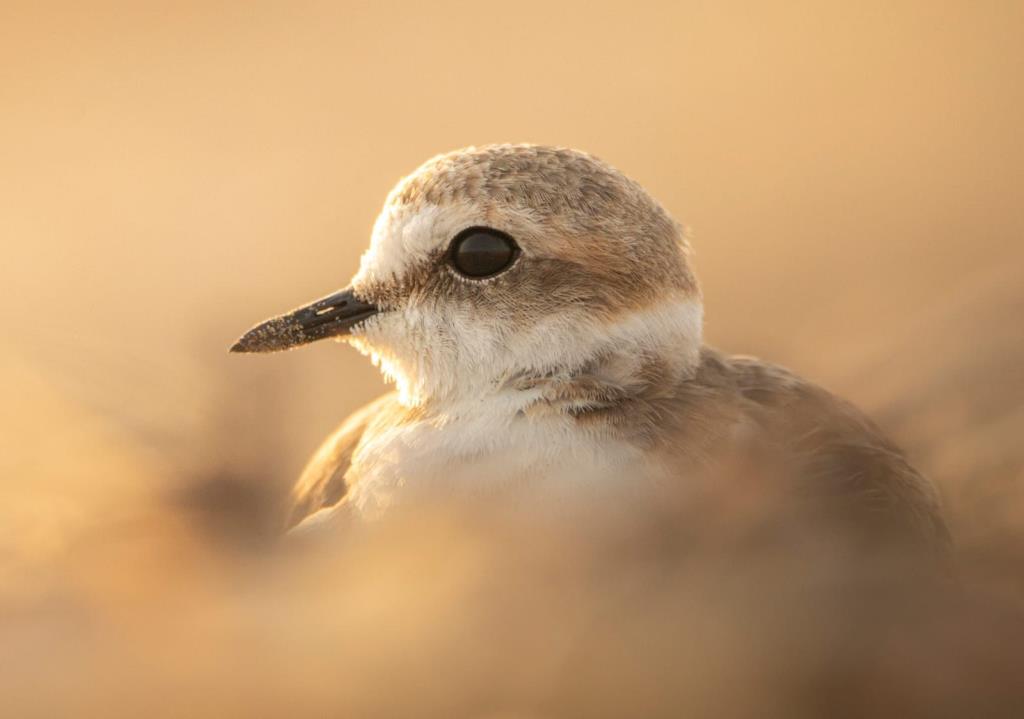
[348,295,703,410]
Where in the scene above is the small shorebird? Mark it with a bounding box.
[232,144,948,549]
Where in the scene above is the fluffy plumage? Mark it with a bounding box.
[276,144,947,552]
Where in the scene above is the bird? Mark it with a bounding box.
[231,144,949,551]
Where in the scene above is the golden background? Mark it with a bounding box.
[1,2,1022,715]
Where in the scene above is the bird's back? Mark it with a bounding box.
[650,348,951,553]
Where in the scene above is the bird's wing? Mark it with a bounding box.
[683,349,952,554]
[285,392,399,529]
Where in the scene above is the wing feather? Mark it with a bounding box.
[285,393,399,529]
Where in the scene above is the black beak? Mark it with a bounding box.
[230,286,379,353]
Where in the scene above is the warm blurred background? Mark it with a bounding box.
[1,1,1022,716]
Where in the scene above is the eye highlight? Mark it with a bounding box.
[447,227,519,279]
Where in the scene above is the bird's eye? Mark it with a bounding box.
[447,227,519,279]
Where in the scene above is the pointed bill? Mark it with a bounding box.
[230,286,378,353]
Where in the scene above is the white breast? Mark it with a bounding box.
[345,393,646,519]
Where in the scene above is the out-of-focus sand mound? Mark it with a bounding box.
[839,265,1024,599]
[3,488,1024,718]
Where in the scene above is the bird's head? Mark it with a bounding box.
[232,145,702,406]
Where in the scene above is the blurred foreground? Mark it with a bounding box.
[2,460,1024,718]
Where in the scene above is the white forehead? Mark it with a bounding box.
[352,203,467,287]
[352,197,551,289]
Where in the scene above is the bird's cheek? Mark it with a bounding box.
[355,307,425,352]
[344,311,394,351]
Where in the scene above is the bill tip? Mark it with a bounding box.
[229,333,258,353]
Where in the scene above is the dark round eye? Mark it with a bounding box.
[447,227,519,278]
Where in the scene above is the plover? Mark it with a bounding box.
[232,144,948,549]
